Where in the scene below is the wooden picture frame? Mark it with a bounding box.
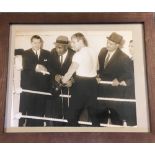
[0,12,155,142]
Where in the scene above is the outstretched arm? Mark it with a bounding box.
[62,62,79,84]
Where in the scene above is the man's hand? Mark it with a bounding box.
[70,77,75,83]
[65,80,73,88]
[55,74,62,83]
[35,64,48,74]
[119,81,127,86]
[112,78,120,86]
[96,77,101,84]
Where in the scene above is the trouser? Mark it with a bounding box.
[19,92,48,127]
[122,102,137,126]
[96,101,124,125]
[97,84,137,126]
[45,87,70,126]
[67,76,100,126]
[19,92,31,127]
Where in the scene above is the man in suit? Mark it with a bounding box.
[97,32,132,125]
[45,35,75,126]
[19,35,52,127]
[122,40,137,126]
[127,40,135,99]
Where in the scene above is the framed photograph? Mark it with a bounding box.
[0,13,155,142]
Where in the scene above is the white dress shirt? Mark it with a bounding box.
[33,49,40,58]
[59,50,68,64]
[105,50,116,64]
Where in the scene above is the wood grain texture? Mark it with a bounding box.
[0,13,155,142]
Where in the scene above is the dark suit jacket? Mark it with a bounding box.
[45,48,75,120]
[21,48,51,92]
[15,49,24,56]
[98,47,132,98]
[125,59,135,99]
[98,48,136,125]
[49,48,75,78]
[98,47,132,83]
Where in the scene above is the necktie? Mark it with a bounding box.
[35,50,39,59]
[104,53,110,68]
[60,55,63,66]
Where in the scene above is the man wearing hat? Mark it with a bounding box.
[97,32,132,125]
[45,35,75,126]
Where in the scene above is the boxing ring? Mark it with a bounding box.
[11,55,136,128]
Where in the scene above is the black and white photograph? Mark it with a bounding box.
[5,24,149,132]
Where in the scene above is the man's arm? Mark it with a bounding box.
[62,62,79,84]
[118,56,132,86]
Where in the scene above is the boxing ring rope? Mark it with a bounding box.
[13,57,136,127]
[14,87,136,103]
[14,112,135,127]
[13,84,136,127]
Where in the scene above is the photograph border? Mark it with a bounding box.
[0,12,155,142]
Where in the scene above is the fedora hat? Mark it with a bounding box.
[107,32,123,44]
[55,35,69,45]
